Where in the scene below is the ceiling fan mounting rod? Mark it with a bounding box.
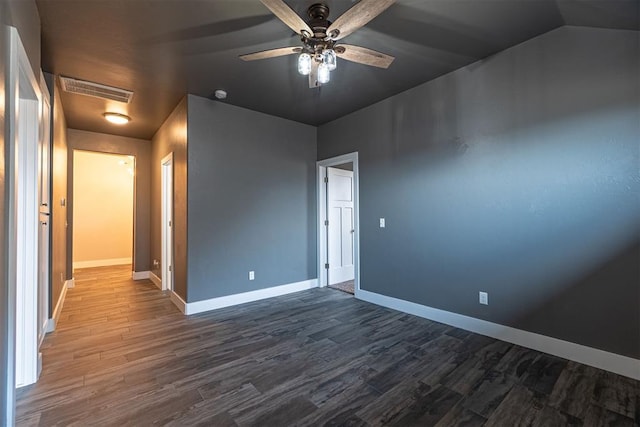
[304,3,333,41]
[308,3,329,20]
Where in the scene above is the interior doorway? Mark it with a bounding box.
[7,26,46,392]
[161,153,174,292]
[317,153,360,296]
[72,151,135,270]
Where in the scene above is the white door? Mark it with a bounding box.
[37,213,50,344]
[161,153,173,291]
[37,77,51,345]
[327,167,354,285]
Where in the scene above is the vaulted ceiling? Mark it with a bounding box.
[36,0,639,140]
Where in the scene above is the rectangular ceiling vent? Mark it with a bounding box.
[59,76,134,103]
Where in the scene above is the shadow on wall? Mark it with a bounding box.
[318,27,639,358]
[513,240,640,359]
[362,100,640,358]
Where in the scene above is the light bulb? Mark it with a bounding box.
[322,49,337,71]
[298,53,311,75]
[103,112,130,125]
[318,62,331,84]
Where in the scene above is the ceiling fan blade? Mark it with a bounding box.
[239,46,302,61]
[335,44,394,69]
[260,0,313,37]
[327,0,396,40]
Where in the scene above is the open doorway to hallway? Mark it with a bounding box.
[317,153,360,297]
[72,151,135,272]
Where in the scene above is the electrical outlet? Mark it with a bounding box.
[153,259,159,267]
[479,291,488,305]
[249,271,255,281]
[379,218,385,228]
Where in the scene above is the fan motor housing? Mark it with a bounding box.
[307,3,331,39]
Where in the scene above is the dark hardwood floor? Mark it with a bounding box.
[16,265,639,426]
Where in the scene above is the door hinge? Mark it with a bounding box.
[325,263,329,269]
[169,265,172,272]
[169,220,172,226]
[324,220,329,226]
[324,176,328,183]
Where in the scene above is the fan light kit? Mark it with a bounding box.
[103,112,131,125]
[241,0,396,88]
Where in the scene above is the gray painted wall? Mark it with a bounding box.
[150,97,188,299]
[2,0,40,75]
[318,26,640,359]
[66,129,152,274]
[186,95,317,302]
[50,76,68,312]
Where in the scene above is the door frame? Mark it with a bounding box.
[71,150,136,270]
[161,153,174,292]
[316,152,360,296]
[7,26,43,391]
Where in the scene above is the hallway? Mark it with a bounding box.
[16,265,180,425]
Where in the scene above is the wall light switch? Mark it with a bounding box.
[479,291,488,305]
[379,218,385,228]
[249,271,255,281]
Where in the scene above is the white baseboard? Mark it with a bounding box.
[51,279,70,327]
[38,318,52,348]
[170,290,187,313]
[44,319,55,333]
[149,272,162,289]
[132,270,150,280]
[357,289,640,381]
[37,352,42,379]
[73,257,132,269]
[171,278,319,316]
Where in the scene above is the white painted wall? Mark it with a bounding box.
[72,150,134,268]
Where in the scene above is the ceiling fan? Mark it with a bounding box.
[240,0,396,88]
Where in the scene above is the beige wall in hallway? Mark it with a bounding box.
[72,150,134,267]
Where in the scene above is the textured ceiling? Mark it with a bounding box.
[36,0,639,140]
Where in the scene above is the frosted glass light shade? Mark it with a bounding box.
[298,53,312,75]
[318,62,330,84]
[103,112,130,125]
[322,49,337,71]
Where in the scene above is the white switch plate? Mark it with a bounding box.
[479,291,488,305]
[379,218,385,228]
[249,271,255,281]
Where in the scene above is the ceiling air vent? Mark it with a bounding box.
[59,76,134,103]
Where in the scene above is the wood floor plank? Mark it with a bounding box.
[15,265,640,426]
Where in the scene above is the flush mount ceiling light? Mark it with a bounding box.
[103,112,131,125]
[240,1,396,88]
